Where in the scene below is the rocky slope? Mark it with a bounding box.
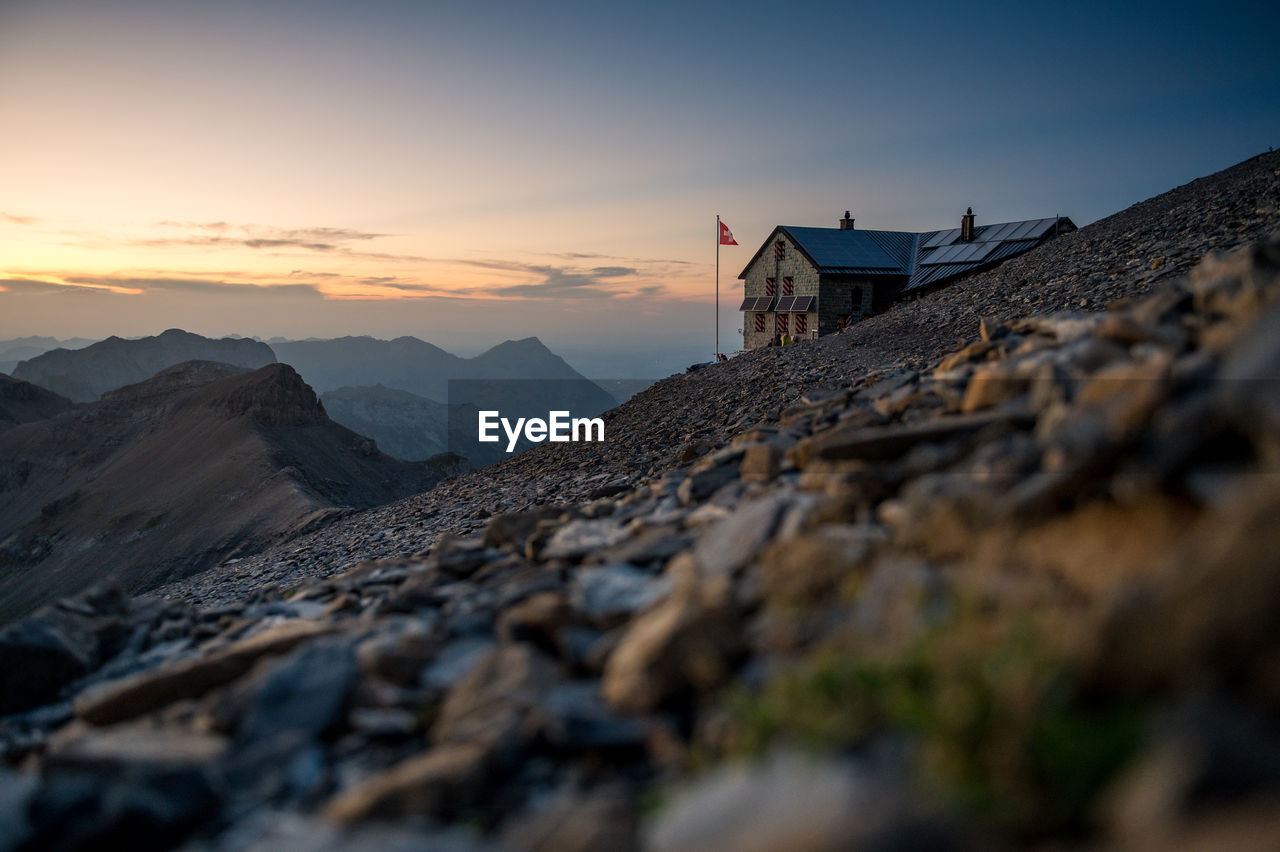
[0,362,461,623]
[0,375,75,432]
[11,329,276,403]
[158,151,1280,608]
[1,152,1279,851]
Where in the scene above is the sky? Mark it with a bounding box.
[1,0,1278,375]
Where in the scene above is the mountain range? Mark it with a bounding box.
[11,329,277,402]
[0,361,461,622]
[13,332,619,465]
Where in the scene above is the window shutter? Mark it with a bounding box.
[776,313,788,335]
[765,277,776,296]
[782,276,794,296]
[754,312,766,333]
[774,241,785,261]
[795,313,807,335]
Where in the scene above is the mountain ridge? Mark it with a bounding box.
[12,328,276,402]
[0,360,459,622]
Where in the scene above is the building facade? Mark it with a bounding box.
[739,209,1074,350]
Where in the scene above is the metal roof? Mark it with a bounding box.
[777,226,902,271]
[862,229,918,269]
[738,215,1076,300]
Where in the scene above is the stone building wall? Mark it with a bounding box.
[740,231,821,349]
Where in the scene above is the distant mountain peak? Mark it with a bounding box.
[200,363,327,425]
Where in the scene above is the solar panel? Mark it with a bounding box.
[775,296,796,312]
[790,295,815,312]
[975,221,1015,242]
[923,228,958,249]
[754,296,775,310]
[738,297,755,311]
[921,241,998,265]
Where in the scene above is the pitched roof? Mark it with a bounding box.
[738,216,1075,294]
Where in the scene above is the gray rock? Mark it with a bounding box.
[238,637,359,744]
[540,519,631,561]
[646,750,929,852]
[420,637,496,693]
[693,494,789,578]
[0,618,89,715]
[571,564,670,627]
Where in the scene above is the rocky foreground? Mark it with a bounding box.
[2,154,1280,850]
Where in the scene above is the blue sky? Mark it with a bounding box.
[1,0,1277,375]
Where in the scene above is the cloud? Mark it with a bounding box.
[135,222,425,261]
[590,266,636,278]
[447,258,674,299]
[485,264,645,299]
[541,250,697,267]
[0,277,122,295]
[1,213,39,226]
[64,275,323,298]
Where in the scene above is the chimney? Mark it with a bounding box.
[960,207,975,242]
[839,210,855,230]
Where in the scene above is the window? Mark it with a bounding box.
[765,277,776,296]
[776,313,788,336]
[774,241,785,261]
[754,312,766,333]
[782,276,794,296]
[794,312,807,335]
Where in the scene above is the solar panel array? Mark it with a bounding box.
[922,228,960,249]
[974,218,1057,243]
[738,296,774,311]
[921,240,998,266]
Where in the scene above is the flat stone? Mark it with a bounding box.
[759,525,880,606]
[237,637,358,744]
[324,743,489,824]
[75,618,337,726]
[692,495,789,578]
[420,637,496,692]
[432,644,562,756]
[739,444,781,482]
[676,466,740,506]
[602,591,741,713]
[496,592,570,649]
[795,408,1036,466]
[572,564,670,628]
[541,519,630,561]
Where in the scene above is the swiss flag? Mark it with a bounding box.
[719,221,738,246]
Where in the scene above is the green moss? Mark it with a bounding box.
[717,621,1145,837]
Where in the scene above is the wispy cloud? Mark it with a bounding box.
[64,275,324,298]
[0,277,135,295]
[131,221,426,262]
[1,213,39,226]
[446,260,659,299]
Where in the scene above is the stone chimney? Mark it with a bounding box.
[839,210,855,230]
[960,207,975,242]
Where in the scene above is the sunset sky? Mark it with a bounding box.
[2,0,1278,374]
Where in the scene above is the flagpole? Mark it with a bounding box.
[715,214,720,359]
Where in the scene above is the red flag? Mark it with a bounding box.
[719,221,738,246]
